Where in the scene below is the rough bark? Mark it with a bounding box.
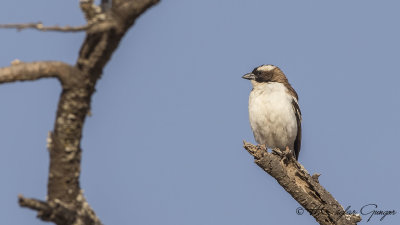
[243,141,362,225]
[1,1,362,225]
[0,1,160,224]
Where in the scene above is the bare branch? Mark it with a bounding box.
[2,1,160,224]
[243,141,362,225]
[0,22,89,32]
[18,195,49,212]
[0,61,82,88]
[19,194,102,225]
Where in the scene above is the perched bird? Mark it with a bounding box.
[242,65,302,160]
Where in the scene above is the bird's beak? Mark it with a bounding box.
[242,73,256,80]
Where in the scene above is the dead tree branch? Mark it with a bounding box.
[0,61,81,88]
[1,0,160,224]
[0,23,89,32]
[243,141,362,225]
[19,193,101,225]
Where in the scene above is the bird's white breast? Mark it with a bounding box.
[248,82,298,150]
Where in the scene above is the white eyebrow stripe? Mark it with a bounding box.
[257,65,276,72]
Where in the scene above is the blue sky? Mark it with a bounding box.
[1,1,399,224]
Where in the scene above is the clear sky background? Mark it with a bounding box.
[1,1,399,225]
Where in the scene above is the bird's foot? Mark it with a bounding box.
[271,148,283,156]
[272,146,294,162]
[284,146,295,159]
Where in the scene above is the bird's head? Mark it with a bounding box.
[242,64,287,84]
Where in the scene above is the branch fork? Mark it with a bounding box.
[1,1,160,225]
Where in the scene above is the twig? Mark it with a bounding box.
[0,22,89,32]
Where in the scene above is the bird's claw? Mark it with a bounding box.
[283,146,294,159]
[271,148,283,156]
[272,146,294,162]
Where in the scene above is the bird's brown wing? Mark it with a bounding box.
[292,99,302,160]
